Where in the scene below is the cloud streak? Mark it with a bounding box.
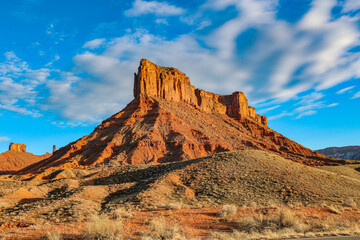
[125,0,185,17]
[0,136,10,142]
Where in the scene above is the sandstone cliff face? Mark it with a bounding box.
[134,59,268,126]
[21,59,341,174]
[9,143,26,153]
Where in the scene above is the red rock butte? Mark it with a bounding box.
[134,59,268,126]
[21,59,346,174]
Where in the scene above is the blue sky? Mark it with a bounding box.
[0,0,359,154]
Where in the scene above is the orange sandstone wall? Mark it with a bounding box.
[9,143,26,153]
[134,59,268,126]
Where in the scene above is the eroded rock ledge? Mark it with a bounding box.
[134,59,267,126]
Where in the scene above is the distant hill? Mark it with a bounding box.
[317,146,360,160]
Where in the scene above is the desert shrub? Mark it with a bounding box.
[237,208,300,233]
[47,232,62,240]
[140,217,187,240]
[279,209,298,228]
[344,198,357,208]
[217,205,237,219]
[84,214,123,240]
[112,207,133,219]
[164,202,183,210]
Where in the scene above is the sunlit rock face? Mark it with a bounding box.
[9,143,26,153]
[134,59,267,126]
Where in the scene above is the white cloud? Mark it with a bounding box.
[296,110,317,119]
[336,86,355,94]
[298,0,336,30]
[268,111,293,120]
[82,38,106,49]
[352,91,360,99]
[2,0,360,124]
[155,18,168,25]
[342,0,360,12]
[0,52,48,117]
[45,54,60,67]
[291,92,338,119]
[125,0,185,17]
[206,0,278,59]
[256,105,280,115]
[43,53,134,121]
[0,136,10,142]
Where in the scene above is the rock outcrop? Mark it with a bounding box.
[134,59,268,126]
[21,59,343,174]
[9,143,26,153]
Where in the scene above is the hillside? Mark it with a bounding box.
[2,150,360,227]
[137,150,360,207]
[20,59,344,174]
[317,146,360,160]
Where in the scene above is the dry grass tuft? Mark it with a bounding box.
[216,205,237,219]
[47,232,62,240]
[344,198,357,208]
[140,217,187,240]
[279,209,298,228]
[112,207,133,219]
[210,207,360,239]
[84,214,123,240]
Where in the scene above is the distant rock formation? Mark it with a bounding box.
[9,143,26,153]
[0,143,51,173]
[317,146,360,160]
[134,59,268,126]
[21,59,343,174]
[53,145,57,153]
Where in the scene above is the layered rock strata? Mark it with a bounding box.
[134,59,267,126]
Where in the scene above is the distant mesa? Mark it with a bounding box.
[0,143,51,173]
[9,143,26,153]
[20,59,345,174]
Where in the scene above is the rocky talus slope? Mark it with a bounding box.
[0,143,50,173]
[21,59,344,174]
[317,146,360,160]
